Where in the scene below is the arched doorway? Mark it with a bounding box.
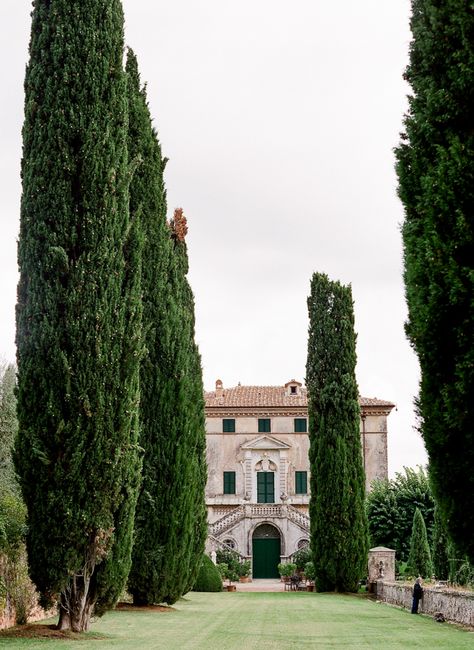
[252,524,281,578]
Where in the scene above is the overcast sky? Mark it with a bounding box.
[0,1,426,475]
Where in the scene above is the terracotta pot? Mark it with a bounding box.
[306,585,315,592]
[226,584,237,591]
[239,576,251,583]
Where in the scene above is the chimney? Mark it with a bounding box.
[215,379,224,398]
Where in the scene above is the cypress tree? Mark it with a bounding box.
[395,2,474,563]
[124,51,207,604]
[0,363,18,494]
[407,508,433,578]
[125,49,169,605]
[16,0,142,631]
[148,208,207,605]
[306,273,368,592]
[432,504,450,581]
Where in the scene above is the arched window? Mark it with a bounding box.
[223,538,236,550]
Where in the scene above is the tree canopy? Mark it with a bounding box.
[366,466,434,563]
[16,0,142,631]
[306,273,368,592]
[395,0,474,563]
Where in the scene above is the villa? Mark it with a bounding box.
[204,379,394,578]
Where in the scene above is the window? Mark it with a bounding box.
[295,471,308,494]
[223,418,235,433]
[258,418,271,433]
[294,418,307,433]
[290,385,297,394]
[257,472,275,503]
[223,538,236,550]
[223,471,236,494]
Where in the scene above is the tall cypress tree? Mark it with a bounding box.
[160,209,207,603]
[306,273,368,592]
[395,2,474,562]
[0,363,18,494]
[16,1,142,631]
[432,503,450,581]
[125,50,207,604]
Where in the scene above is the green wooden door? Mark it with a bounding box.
[257,472,275,503]
[252,538,281,578]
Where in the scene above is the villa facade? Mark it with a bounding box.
[204,379,394,578]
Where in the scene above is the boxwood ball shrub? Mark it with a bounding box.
[192,555,223,592]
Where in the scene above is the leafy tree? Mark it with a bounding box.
[395,1,474,563]
[292,545,312,572]
[306,273,368,592]
[125,49,207,607]
[16,0,142,631]
[407,508,433,578]
[432,504,450,580]
[366,466,434,562]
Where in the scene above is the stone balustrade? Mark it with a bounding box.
[376,581,474,627]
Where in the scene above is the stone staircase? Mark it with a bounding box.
[287,504,310,532]
[208,505,245,536]
[208,503,310,536]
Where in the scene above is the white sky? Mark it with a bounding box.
[0,1,427,475]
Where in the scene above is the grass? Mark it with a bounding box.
[1,591,473,649]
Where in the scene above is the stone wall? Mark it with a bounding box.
[0,600,56,630]
[377,581,474,627]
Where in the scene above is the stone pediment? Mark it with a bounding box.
[240,435,291,451]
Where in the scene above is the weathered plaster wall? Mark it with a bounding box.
[205,427,310,505]
[377,581,474,627]
[362,414,388,490]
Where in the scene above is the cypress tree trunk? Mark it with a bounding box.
[125,51,207,605]
[395,2,474,562]
[306,273,368,592]
[16,1,142,631]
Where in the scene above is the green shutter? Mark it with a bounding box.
[223,471,236,494]
[258,418,271,433]
[223,418,235,433]
[295,471,308,494]
[257,472,275,503]
[294,418,307,432]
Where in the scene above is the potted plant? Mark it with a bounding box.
[238,560,252,583]
[218,562,239,591]
[278,562,297,578]
[278,562,297,588]
[217,561,228,588]
[304,561,316,591]
[224,565,240,591]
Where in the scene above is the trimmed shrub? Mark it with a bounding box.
[192,555,223,592]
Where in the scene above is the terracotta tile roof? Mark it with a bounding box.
[204,382,394,410]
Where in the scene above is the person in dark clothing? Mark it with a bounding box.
[411,577,423,613]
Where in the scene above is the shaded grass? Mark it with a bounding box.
[0,591,472,649]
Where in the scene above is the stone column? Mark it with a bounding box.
[279,451,288,500]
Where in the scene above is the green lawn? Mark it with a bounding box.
[1,592,472,649]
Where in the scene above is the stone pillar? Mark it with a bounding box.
[368,546,396,593]
[279,451,288,499]
[244,450,252,500]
